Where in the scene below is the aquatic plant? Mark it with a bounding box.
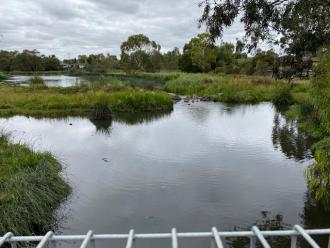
[0,134,70,235]
[164,73,288,103]
[90,99,112,120]
[0,72,8,81]
[28,76,47,88]
[272,85,293,106]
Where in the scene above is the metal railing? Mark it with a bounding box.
[1,225,330,248]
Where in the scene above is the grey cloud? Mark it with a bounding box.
[0,0,244,58]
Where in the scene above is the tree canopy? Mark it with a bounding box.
[199,0,330,57]
[120,34,161,73]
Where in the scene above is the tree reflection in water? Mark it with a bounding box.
[272,112,313,162]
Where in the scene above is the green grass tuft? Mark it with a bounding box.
[0,72,8,81]
[0,134,70,235]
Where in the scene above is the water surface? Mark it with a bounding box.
[1,102,328,247]
[5,75,88,87]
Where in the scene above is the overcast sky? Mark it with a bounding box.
[0,0,245,59]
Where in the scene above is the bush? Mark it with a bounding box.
[90,99,112,120]
[28,76,46,86]
[306,138,330,210]
[293,46,330,210]
[272,85,293,106]
[0,72,8,81]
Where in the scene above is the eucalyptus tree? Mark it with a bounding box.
[179,33,217,72]
[120,34,161,73]
[199,0,330,55]
[199,0,330,75]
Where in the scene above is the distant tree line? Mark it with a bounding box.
[0,50,61,72]
[0,33,315,78]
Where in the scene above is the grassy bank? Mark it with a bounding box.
[0,134,70,235]
[284,48,330,210]
[0,83,173,118]
[164,73,301,103]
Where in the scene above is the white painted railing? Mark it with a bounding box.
[1,225,330,248]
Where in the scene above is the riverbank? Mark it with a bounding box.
[0,134,70,235]
[164,73,309,103]
[284,49,330,210]
[0,83,173,117]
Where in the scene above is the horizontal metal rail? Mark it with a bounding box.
[1,225,330,247]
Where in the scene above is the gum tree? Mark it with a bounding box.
[120,34,161,73]
[199,0,330,75]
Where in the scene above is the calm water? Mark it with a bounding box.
[5,75,88,87]
[1,102,329,247]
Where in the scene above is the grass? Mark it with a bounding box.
[163,73,299,103]
[0,72,8,81]
[0,83,173,117]
[90,99,112,120]
[0,134,70,235]
[28,76,46,86]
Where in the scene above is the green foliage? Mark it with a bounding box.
[28,76,46,86]
[165,74,281,103]
[78,54,120,73]
[199,0,330,79]
[121,34,161,73]
[0,134,70,235]
[0,72,8,81]
[272,85,293,106]
[0,50,62,72]
[179,33,217,73]
[288,46,330,210]
[160,47,181,71]
[42,55,61,71]
[199,0,330,57]
[306,138,330,210]
[90,99,112,120]
[0,83,173,117]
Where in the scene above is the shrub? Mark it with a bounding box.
[302,47,330,209]
[90,99,112,120]
[272,85,293,106]
[0,72,8,81]
[305,138,330,210]
[28,76,46,86]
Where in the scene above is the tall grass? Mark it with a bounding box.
[164,74,287,103]
[90,99,112,120]
[28,76,46,86]
[0,134,70,235]
[0,72,8,81]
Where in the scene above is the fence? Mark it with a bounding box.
[1,225,330,248]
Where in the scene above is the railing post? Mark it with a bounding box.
[126,229,135,248]
[290,235,297,248]
[250,236,256,248]
[211,227,224,248]
[10,242,17,248]
[294,225,320,248]
[171,228,178,248]
[80,230,93,248]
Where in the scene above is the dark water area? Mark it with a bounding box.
[1,102,329,247]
